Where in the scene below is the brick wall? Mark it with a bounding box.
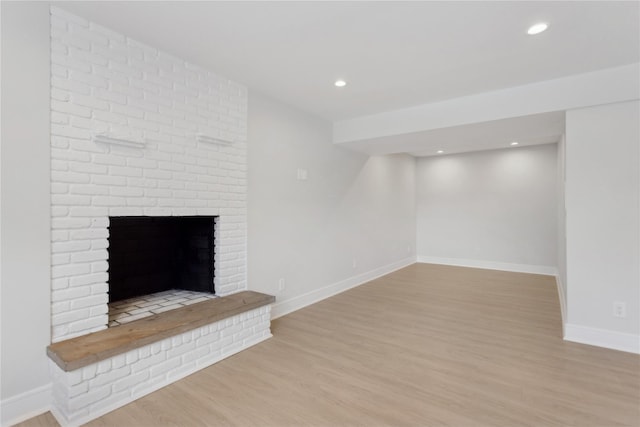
[50,7,248,342]
[50,305,272,425]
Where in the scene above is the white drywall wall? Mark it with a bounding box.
[247,93,416,314]
[565,100,639,341]
[1,1,52,422]
[557,135,567,319]
[416,144,558,272]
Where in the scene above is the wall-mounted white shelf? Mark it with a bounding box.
[196,134,234,145]
[93,133,146,149]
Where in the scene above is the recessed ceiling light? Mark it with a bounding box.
[510,141,519,146]
[334,80,347,87]
[437,150,444,154]
[527,23,548,35]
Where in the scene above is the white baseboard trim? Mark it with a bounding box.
[416,256,557,276]
[564,324,640,354]
[1,383,51,427]
[555,275,567,336]
[271,256,416,320]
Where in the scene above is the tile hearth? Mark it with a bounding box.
[109,290,218,326]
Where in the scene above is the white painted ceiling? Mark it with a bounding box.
[57,1,640,121]
[58,1,638,157]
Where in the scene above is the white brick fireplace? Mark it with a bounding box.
[49,7,248,343]
[46,8,274,425]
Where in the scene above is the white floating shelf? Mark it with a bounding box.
[93,133,146,149]
[196,134,234,145]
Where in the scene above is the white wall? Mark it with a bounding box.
[565,100,639,351]
[416,144,558,273]
[247,93,416,316]
[556,135,567,320]
[1,1,52,423]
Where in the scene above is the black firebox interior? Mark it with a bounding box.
[108,216,216,303]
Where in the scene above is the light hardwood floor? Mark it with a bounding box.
[17,263,640,426]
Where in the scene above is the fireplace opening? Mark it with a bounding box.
[108,216,216,304]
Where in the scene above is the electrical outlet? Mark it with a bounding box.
[407,245,411,253]
[613,301,626,318]
[352,259,357,268]
[278,278,285,291]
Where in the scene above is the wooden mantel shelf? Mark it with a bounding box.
[47,291,275,371]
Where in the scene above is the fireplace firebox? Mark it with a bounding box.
[108,216,216,303]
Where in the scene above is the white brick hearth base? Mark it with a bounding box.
[50,306,271,426]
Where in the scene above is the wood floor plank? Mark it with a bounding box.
[17,264,640,427]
